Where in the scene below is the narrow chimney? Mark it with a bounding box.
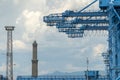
[32,41,38,77]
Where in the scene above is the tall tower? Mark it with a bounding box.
[5,26,15,80]
[32,41,38,77]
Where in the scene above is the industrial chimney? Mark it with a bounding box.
[32,41,38,77]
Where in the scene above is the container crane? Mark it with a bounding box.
[43,10,109,38]
[43,0,120,80]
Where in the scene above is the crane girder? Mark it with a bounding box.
[43,11,108,24]
[46,19,109,26]
[71,19,109,24]
[80,25,108,30]
[56,23,76,28]
[57,25,108,33]
[62,11,107,17]
[57,25,108,38]
[43,16,65,23]
[67,33,84,38]
[43,0,120,79]
[43,7,109,38]
[56,25,108,38]
[64,28,84,38]
[56,22,108,31]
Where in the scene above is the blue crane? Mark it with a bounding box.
[43,0,120,80]
[43,10,109,38]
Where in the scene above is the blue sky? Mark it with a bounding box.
[0,0,108,79]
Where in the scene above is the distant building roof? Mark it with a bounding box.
[17,75,108,80]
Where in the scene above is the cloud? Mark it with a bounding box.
[16,9,51,42]
[13,40,27,50]
[17,10,41,41]
[15,0,100,43]
[93,44,107,57]
[0,0,107,77]
[13,0,19,5]
[45,0,99,13]
[22,10,40,31]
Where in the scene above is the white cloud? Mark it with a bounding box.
[46,0,99,13]
[93,44,107,57]
[22,10,41,33]
[16,10,40,42]
[13,40,27,50]
[15,0,99,43]
[0,0,107,77]
[16,9,50,42]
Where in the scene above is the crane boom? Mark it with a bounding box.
[79,0,98,12]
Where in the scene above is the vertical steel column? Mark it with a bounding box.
[86,57,89,80]
[5,26,15,80]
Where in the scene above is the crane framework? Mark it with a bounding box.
[43,0,120,80]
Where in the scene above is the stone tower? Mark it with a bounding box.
[32,41,38,77]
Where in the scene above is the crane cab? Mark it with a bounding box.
[99,0,120,10]
[99,0,110,10]
[113,0,120,8]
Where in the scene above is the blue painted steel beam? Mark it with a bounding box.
[57,26,108,34]
[81,25,108,30]
[43,12,107,24]
[43,16,65,23]
[71,19,109,24]
[56,23,76,28]
[62,11,107,17]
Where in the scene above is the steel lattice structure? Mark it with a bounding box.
[43,0,120,80]
[5,26,15,80]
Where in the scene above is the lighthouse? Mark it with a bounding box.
[32,41,38,77]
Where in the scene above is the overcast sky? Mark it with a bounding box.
[0,0,108,79]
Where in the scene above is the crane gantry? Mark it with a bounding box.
[43,0,120,80]
[43,8,108,38]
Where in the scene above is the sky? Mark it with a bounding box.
[0,0,108,79]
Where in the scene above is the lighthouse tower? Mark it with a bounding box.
[32,41,38,77]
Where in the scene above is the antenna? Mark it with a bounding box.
[87,57,89,80]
